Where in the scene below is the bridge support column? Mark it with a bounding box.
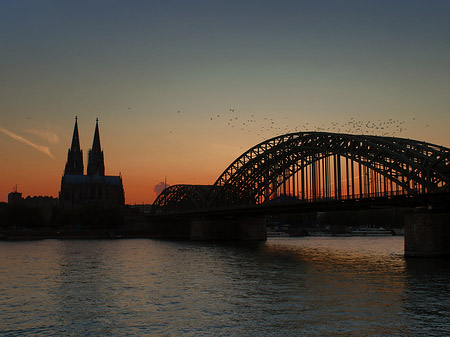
[236,216,267,241]
[404,210,450,257]
[191,216,267,241]
[191,217,232,240]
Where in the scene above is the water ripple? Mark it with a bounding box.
[0,237,449,336]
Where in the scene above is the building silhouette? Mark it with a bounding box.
[7,185,22,205]
[59,118,125,209]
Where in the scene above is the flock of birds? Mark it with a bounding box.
[168,108,427,142]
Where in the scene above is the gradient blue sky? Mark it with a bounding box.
[1,0,450,203]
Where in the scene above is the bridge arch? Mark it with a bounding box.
[152,184,213,214]
[209,132,450,207]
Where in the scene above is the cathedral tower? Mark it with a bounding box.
[60,117,124,209]
[87,118,105,176]
[64,116,84,175]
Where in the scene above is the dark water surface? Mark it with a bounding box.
[1,237,449,336]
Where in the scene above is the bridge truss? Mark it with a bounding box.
[153,132,450,214]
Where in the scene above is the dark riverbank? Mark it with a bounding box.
[0,229,160,241]
[0,202,160,241]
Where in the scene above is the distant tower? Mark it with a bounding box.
[8,184,22,204]
[87,118,105,176]
[64,116,84,175]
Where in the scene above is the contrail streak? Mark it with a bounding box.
[0,127,55,159]
[24,128,60,144]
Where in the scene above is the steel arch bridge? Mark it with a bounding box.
[153,132,450,214]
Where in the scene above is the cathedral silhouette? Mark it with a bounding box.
[59,117,125,209]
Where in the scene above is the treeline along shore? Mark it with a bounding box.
[0,202,157,240]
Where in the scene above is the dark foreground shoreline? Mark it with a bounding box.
[0,234,160,241]
[0,226,162,241]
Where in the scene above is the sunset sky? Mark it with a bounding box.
[1,0,450,204]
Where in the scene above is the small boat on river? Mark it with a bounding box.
[267,231,290,237]
[351,226,392,236]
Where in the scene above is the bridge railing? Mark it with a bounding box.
[152,188,423,215]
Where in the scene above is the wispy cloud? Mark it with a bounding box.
[24,129,60,144]
[0,127,55,159]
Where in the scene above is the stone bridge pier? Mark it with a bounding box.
[404,210,450,257]
[191,215,267,241]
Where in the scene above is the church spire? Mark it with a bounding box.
[64,116,84,175]
[87,118,105,176]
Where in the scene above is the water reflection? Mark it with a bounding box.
[1,237,449,336]
[242,238,410,336]
[404,258,450,336]
[0,241,61,335]
[54,241,120,335]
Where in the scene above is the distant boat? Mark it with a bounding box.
[351,226,392,236]
[267,231,290,237]
[309,231,329,236]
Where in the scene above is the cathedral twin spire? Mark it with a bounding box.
[64,117,83,175]
[64,117,105,176]
[87,118,105,176]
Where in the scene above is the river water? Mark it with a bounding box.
[0,237,449,336]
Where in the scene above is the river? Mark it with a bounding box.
[1,237,449,336]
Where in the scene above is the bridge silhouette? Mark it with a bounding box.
[151,132,450,257]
